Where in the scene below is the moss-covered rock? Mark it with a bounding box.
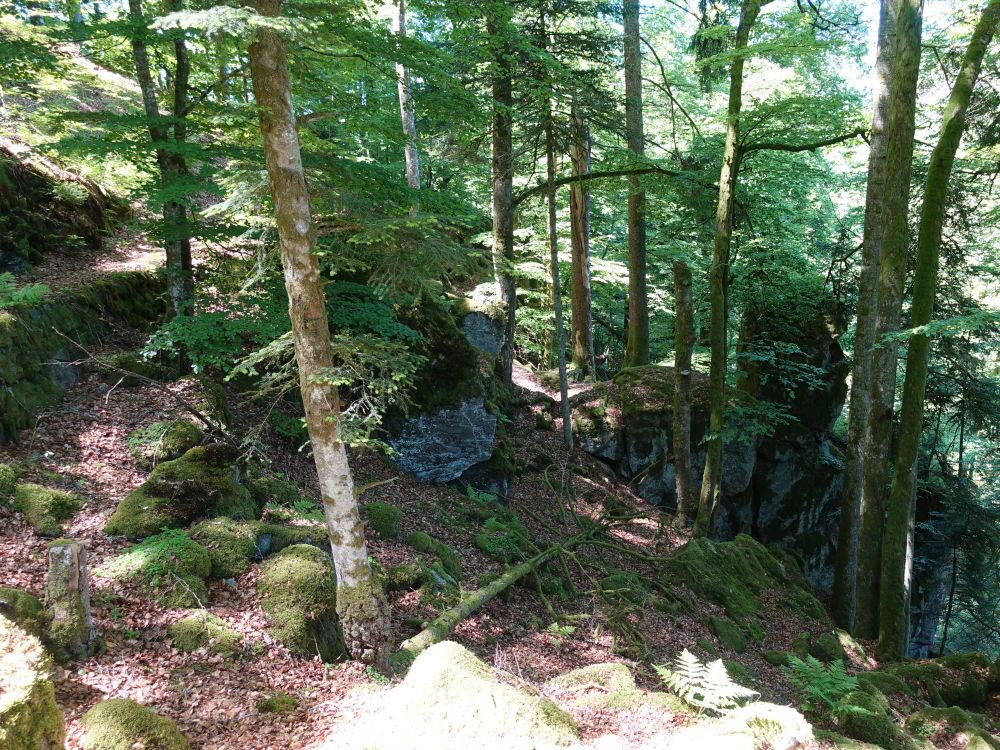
[811,630,848,663]
[765,650,791,667]
[831,689,916,750]
[0,615,66,750]
[378,561,426,593]
[98,530,211,609]
[104,444,259,540]
[258,544,344,662]
[253,522,327,557]
[128,420,203,468]
[80,699,190,750]
[547,662,688,712]
[710,616,748,654]
[361,502,404,540]
[0,588,44,640]
[13,483,82,536]
[0,462,19,498]
[857,670,912,699]
[905,706,999,750]
[167,612,242,657]
[188,518,257,579]
[247,475,303,507]
[256,691,298,714]
[874,653,997,709]
[352,641,577,749]
[406,531,461,580]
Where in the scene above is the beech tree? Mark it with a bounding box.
[246,0,392,666]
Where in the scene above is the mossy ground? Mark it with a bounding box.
[189,518,257,579]
[127,420,203,467]
[80,699,190,750]
[167,611,242,657]
[13,483,82,536]
[256,691,298,714]
[258,544,344,662]
[0,462,19,498]
[98,530,211,608]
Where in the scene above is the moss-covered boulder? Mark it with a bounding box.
[258,544,344,662]
[80,699,189,750]
[253,521,328,557]
[905,706,999,750]
[347,641,577,749]
[810,630,848,663]
[167,612,242,657]
[247,475,304,507]
[0,588,44,640]
[872,653,998,709]
[831,689,916,750]
[0,462,20,498]
[127,420,203,468]
[104,444,259,539]
[13,483,82,536]
[188,518,257,579]
[97,530,211,608]
[710,616,748,654]
[547,662,687,712]
[0,615,65,750]
[361,502,404,540]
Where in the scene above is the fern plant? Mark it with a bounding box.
[0,273,49,309]
[655,649,759,714]
[783,655,858,714]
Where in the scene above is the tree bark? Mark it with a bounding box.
[622,0,648,367]
[876,0,1000,660]
[391,0,421,190]
[853,0,923,641]
[569,103,596,379]
[247,0,391,665]
[490,9,516,387]
[832,0,897,631]
[672,259,695,525]
[692,0,762,538]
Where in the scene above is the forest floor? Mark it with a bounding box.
[0,310,841,749]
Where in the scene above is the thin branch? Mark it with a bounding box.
[742,127,867,155]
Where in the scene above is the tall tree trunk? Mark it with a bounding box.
[247,0,391,666]
[392,0,421,190]
[853,0,924,640]
[569,103,596,379]
[672,259,695,525]
[832,0,897,631]
[622,0,648,367]
[692,0,762,538]
[938,543,958,657]
[876,0,1000,660]
[127,0,194,316]
[490,10,516,387]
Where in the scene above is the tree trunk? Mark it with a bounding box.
[392,0,421,190]
[44,540,99,661]
[672,259,695,525]
[490,10,516,387]
[832,0,897,631]
[247,0,391,666]
[569,103,596,379]
[938,543,958,657]
[692,0,762,539]
[622,0,648,367]
[853,0,923,640]
[876,0,999,660]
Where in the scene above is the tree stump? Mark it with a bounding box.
[44,540,98,661]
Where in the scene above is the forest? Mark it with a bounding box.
[1,0,1000,747]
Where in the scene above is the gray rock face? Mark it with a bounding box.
[461,312,503,357]
[388,397,498,482]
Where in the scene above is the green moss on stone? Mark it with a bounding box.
[258,544,344,662]
[905,706,999,750]
[98,530,211,609]
[0,588,44,640]
[710,616,748,654]
[879,654,994,709]
[188,518,256,579]
[127,420,203,468]
[765,651,791,667]
[474,515,532,565]
[13,483,82,536]
[247,475,302,506]
[0,463,19,498]
[80,698,189,750]
[254,522,327,555]
[599,572,646,605]
[0,615,66,750]
[406,532,461,580]
[361,502,404,540]
[811,631,848,663]
[857,670,912,698]
[380,562,426,592]
[167,611,242,657]
[256,691,297,714]
[104,444,259,540]
[832,690,916,750]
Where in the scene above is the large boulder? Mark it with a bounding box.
[332,641,578,749]
[80,699,189,750]
[0,614,65,750]
[104,444,259,539]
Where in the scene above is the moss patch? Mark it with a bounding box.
[710,616,748,654]
[905,706,999,750]
[831,690,916,750]
[167,612,242,657]
[811,631,847,663]
[0,588,44,640]
[98,530,211,609]
[188,518,257,579]
[13,483,82,536]
[256,691,297,714]
[548,662,688,712]
[127,420,203,468]
[361,502,404,540]
[0,463,19,498]
[80,698,189,750]
[0,615,65,750]
[104,444,259,540]
[406,531,461,580]
[258,544,344,662]
[875,653,996,709]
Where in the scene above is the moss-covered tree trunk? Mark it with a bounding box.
[832,0,897,631]
[622,0,648,368]
[391,0,421,191]
[672,259,695,525]
[490,9,516,387]
[853,0,923,641]
[877,0,1000,660]
[569,104,595,379]
[247,0,391,665]
[693,0,763,539]
[126,0,194,316]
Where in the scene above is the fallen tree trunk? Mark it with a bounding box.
[399,529,595,658]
